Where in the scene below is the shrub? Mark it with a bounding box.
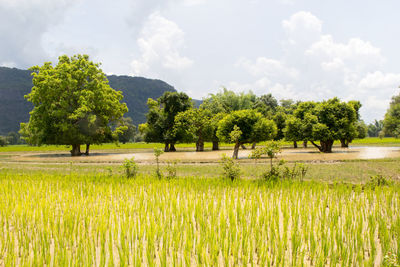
[122,157,138,178]
[165,160,178,179]
[154,148,164,179]
[366,174,391,188]
[220,154,241,181]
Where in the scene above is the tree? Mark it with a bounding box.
[6,131,21,145]
[356,120,368,139]
[140,91,192,152]
[383,92,400,138]
[20,55,128,156]
[337,101,360,148]
[174,108,213,151]
[209,112,226,150]
[285,98,359,153]
[367,120,384,137]
[217,110,277,159]
[253,93,278,117]
[117,117,136,144]
[200,88,256,114]
[0,136,7,147]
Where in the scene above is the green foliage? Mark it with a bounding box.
[220,154,241,181]
[217,110,277,158]
[282,163,309,182]
[217,110,276,144]
[262,161,309,182]
[122,157,138,178]
[200,87,256,113]
[366,175,391,189]
[229,125,242,143]
[253,93,278,117]
[356,120,368,139]
[0,136,7,147]
[117,117,137,144]
[284,98,359,152]
[0,66,177,135]
[20,55,128,156]
[368,120,384,137]
[174,108,213,151]
[141,91,192,151]
[165,160,179,179]
[154,147,164,179]
[384,93,400,138]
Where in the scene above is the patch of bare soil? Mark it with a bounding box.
[10,146,400,164]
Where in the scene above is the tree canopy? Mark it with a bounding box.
[140,91,192,151]
[174,108,213,151]
[284,98,359,152]
[383,92,400,138]
[217,110,277,158]
[20,54,128,156]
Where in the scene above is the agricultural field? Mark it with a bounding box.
[0,139,400,266]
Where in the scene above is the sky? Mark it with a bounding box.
[1,0,400,122]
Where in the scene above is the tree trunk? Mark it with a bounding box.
[232,142,240,159]
[169,143,176,152]
[84,144,90,155]
[212,141,219,151]
[293,141,298,148]
[196,138,204,152]
[70,144,81,156]
[164,143,170,152]
[251,142,257,149]
[340,139,349,148]
[303,141,308,148]
[241,144,247,149]
[311,140,334,153]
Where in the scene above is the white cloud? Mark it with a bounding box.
[231,11,400,122]
[0,0,79,67]
[131,12,193,76]
[282,11,322,45]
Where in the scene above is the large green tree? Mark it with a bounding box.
[284,98,359,153]
[383,92,400,138]
[20,55,128,156]
[117,117,137,144]
[174,108,213,151]
[217,110,277,159]
[140,91,192,152]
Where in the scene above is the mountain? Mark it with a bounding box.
[0,67,177,134]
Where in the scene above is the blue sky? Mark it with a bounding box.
[1,0,400,122]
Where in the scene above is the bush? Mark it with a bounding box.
[165,160,178,179]
[366,174,391,188]
[220,154,241,181]
[262,161,308,182]
[122,157,138,178]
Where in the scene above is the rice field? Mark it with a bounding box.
[0,172,399,266]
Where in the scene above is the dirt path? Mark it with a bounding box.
[10,146,400,164]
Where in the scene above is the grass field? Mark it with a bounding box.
[1,140,399,266]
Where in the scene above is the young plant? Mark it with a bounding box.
[220,154,241,181]
[165,160,179,179]
[154,147,164,179]
[122,157,138,178]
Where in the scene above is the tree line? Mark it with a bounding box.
[138,89,370,158]
[11,55,400,156]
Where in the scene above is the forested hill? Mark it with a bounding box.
[0,67,177,134]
